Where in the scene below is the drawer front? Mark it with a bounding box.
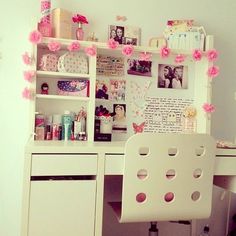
[31,154,97,176]
[105,154,124,175]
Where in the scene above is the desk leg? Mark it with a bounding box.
[94,152,105,236]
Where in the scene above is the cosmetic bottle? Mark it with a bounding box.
[52,114,62,140]
[62,111,72,141]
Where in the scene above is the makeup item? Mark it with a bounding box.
[74,120,82,140]
[52,114,62,140]
[35,114,45,140]
[45,115,52,140]
[62,111,72,141]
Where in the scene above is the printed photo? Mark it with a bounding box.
[96,79,109,99]
[127,59,152,77]
[157,64,188,89]
[112,104,127,133]
[109,25,140,45]
[110,79,126,101]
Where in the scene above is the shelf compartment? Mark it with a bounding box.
[36,94,90,101]
[36,70,90,79]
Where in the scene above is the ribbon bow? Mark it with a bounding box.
[116,15,127,21]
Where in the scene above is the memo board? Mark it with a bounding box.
[95,50,211,142]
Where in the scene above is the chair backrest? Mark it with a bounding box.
[119,133,216,223]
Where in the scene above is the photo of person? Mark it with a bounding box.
[110,79,126,101]
[127,59,152,77]
[96,79,109,99]
[157,64,188,89]
[112,104,127,133]
[109,25,140,45]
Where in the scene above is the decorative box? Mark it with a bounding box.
[51,8,72,39]
[39,53,58,71]
[57,80,89,97]
[58,52,88,74]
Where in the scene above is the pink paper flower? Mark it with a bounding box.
[67,41,80,51]
[139,52,152,61]
[192,49,202,61]
[48,41,61,52]
[22,52,32,65]
[29,30,42,44]
[207,65,220,78]
[122,45,134,57]
[206,49,218,62]
[107,38,119,49]
[23,70,35,83]
[72,14,89,24]
[202,103,215,113]
[85,45,97,56]
[160,46,170,58]
[175,54,185,63]
[22,87,33,100]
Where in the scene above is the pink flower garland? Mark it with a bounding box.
[48,41,61,52]
[122,45,134,57]
[175,54,185,63]
[192,49,202,61]
[206,49,218,61]
[107,39,119,49]
[23,70,35,83]
[207,65,220,78]
[139,52,152,61]
[67,41,80,51]
[29,30,42,44]
[22,52,33,65]
[202,103,215,113]
[160,46,170,58]
[85,45,97,56]
[22,87,33,100]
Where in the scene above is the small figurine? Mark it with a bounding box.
[41,82,49,95]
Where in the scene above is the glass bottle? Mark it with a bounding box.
[76,22,84,40]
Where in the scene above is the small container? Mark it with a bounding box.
[52,114,62,140]
[62,111,72,141]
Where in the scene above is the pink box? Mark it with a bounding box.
[57,80,89,97]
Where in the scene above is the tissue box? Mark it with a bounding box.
[57,80,89,97]
[51,8,72,39]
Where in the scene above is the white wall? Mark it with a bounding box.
[1,0,236,236]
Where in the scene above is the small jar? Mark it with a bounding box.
[182,117,197,133]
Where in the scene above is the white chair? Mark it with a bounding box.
[109,133,216,234]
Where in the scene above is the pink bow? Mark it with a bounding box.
[116,15,127,21]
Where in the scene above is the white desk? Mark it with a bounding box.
[21,141,236,236]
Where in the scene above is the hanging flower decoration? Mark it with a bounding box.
[192,49,202,61]
[160,46,170,58]
[22,87,33,100]
[72,14,89,24]
[23,70,35,83]
[85,45,97,56]
[107,38,119,49]
[122,45,134,57]
[207,65,220,78]
[206,49,218,62]
[67,41,80,51]
[48,41,61,52]
[29,30,42,44]
[22,52,33,65]
[202,103,215,113]
[175,54,185,63]
[139,52,152,61]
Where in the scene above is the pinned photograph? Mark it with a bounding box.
[157,64,188,89]
[96,79,109,99]
[127,59,152,77]
[112,104,127,133]
[110,79,126,101]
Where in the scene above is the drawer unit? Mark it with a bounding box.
[31,154,97,176]
[105,154,124,175]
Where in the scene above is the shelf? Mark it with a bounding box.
[36,71,90,79]
[36,94,90,101]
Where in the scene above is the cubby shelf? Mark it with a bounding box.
[36,94,90,101]
[36,70,90,79]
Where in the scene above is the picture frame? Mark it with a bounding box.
[108,25,141,45]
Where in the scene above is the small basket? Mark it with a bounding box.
[57,52,88,74]
[39,53,59,71]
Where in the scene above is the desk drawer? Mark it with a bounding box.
[31,154,97,176]
[105,154,124,175]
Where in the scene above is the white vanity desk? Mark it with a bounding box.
[21,140,236,236]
